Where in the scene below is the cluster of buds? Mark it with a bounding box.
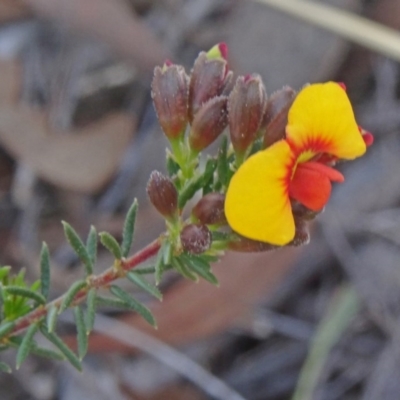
[151,43,232,155]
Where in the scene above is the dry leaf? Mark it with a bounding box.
[0,106,135,193]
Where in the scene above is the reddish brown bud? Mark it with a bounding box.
[189,96,228,152]
[228,74,267,156]
[151,63,189,140]
[192,193,227,225]
[180,224,212,254]
[262,86,296,148]
[189,50,232,122]
[227,233,278,252]
[146,171,178,219]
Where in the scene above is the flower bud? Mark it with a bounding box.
[188,43,232,122]
[228,74,267,157]
[180,224,212,254]
[262,86,296,148]
[227,232,278,252]
[146,171,178,219]
[189,96,228,152]
[151,63,189,140]
[192,193,227,225]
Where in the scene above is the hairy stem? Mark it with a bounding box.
[2,237,162,341]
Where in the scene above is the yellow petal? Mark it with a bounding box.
[225,140,295,245]
[286,82,366,159]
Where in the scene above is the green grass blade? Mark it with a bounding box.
[291,284,359,400]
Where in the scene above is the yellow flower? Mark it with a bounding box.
[225,82,368,245]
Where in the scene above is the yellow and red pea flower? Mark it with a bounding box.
[225,82,372,246]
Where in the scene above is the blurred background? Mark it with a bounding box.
[0,0,399,399]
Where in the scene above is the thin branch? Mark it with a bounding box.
[2,237,162,341]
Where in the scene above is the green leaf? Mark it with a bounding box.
[0,321,15,339]
[211,231,230,242]
[99,232,122,260]
[5,286,46,305]
[86,288,96,334]
[59,280,87,314]
[0,285,4,322]
[178,159,217,209]
[39,243,51,300]
[8,335,63,361]
[16,323,39,369]
[40,327,81,371]
[216,136,228,189]
[127,272,162,301]
[46,304,58,333]
[95,295,135,310]
[0,361,11,373]
[162,241,172,265]
[30,346,64,361]
[183,256,219,286]
[155,246,165,285]
[201,254,220,263]
[0,266,11,282]
[74,306,88,360]
[121,199,138,258]
[110,286,156,327]
[86,226,97,268]
[135,267,156,275]
[172,258,198,282]
[62,221,93,276]
[166,149,181,176]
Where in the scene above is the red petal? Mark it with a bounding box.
[289,164,333,211]
[299,161,344,182]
